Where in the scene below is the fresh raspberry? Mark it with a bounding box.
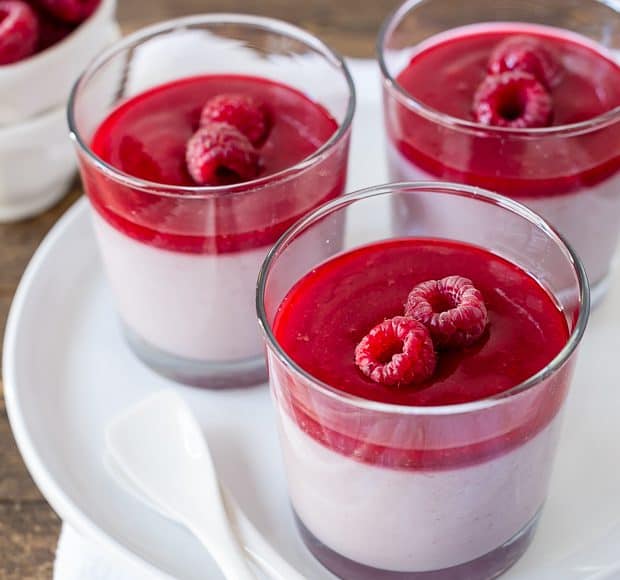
[37,0,99,24]
[354,317,436,386]
[0,1,39,65]
[405,276,488,349]
[186,122,260,186]
[473,71,553,129]
[200,94,271,147]
[488,35,561,88]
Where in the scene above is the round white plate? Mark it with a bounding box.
[5,61,620,580]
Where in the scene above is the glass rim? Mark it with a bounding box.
[376,0,620,138]
[256,181,591,416]
[67,13,356,200]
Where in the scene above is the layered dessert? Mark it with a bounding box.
[0,0,100,65]
[82,74,347,384]
[270,238,572,578]
[383,23,620,292]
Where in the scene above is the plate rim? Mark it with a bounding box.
[8,58,611,578]
[3,196,171,578]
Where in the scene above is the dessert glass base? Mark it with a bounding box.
[295,510,540,580]
[123,324,267,389]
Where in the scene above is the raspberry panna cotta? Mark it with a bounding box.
[271,236,573,577]
[85,73,346,385]
[384,23,620,294]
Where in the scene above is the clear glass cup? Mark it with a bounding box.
[257,182,589,580]
[68,14,355,388]
[378,0,620,304]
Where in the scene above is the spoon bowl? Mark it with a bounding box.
[106,390,256,580]
[105,390,304,580]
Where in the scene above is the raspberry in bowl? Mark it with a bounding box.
[379,0,620,304]
[0,0,120,124]
[68,15,354,388]
[257,183,589,579]
[0,0,119,221]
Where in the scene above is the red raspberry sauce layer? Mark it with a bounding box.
[274,239,568,406]
[390,25,620,197]
[272,239,572,469]
[87,75,341,254]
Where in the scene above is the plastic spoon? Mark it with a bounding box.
[103,450,304,580]
[106,390,258,580]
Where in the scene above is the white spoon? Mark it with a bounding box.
[103,451,303,580]
[105,390,302,580]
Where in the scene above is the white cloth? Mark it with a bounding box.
[54,526,166,579]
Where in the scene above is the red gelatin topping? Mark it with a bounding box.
[274,238,568,407]
[88,74,341,254]
[472,71,553,128]
[273,239,570,470]
[186,122,260,186]
[354,316,436,386]
[93,75,336,188]
[398,28,620,127]
[391,26,620,197]
[0,0,38,65]
[404,275,488,348]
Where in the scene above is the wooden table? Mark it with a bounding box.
[0,0,400,577]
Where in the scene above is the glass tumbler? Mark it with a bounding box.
[379,0,620,304]
[257,182,589,579]
[68,14,354,388]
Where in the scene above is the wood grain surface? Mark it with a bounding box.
[0,0,400,577]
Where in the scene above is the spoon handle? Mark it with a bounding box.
[186,504,257,580]
[224,490,306,580]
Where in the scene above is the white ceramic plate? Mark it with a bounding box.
[5,61,620,580]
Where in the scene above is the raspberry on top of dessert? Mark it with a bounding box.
[185,92,271,186]
[93,77,336,188]
[398,26,620,128]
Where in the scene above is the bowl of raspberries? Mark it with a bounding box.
[0,0,119,220]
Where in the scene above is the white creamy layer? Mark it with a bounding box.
[387,144,620,288]
[92,211,268,362]
[277,402,560,573]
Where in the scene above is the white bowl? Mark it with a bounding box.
[0,0,121,125]
[0,104,76,221]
